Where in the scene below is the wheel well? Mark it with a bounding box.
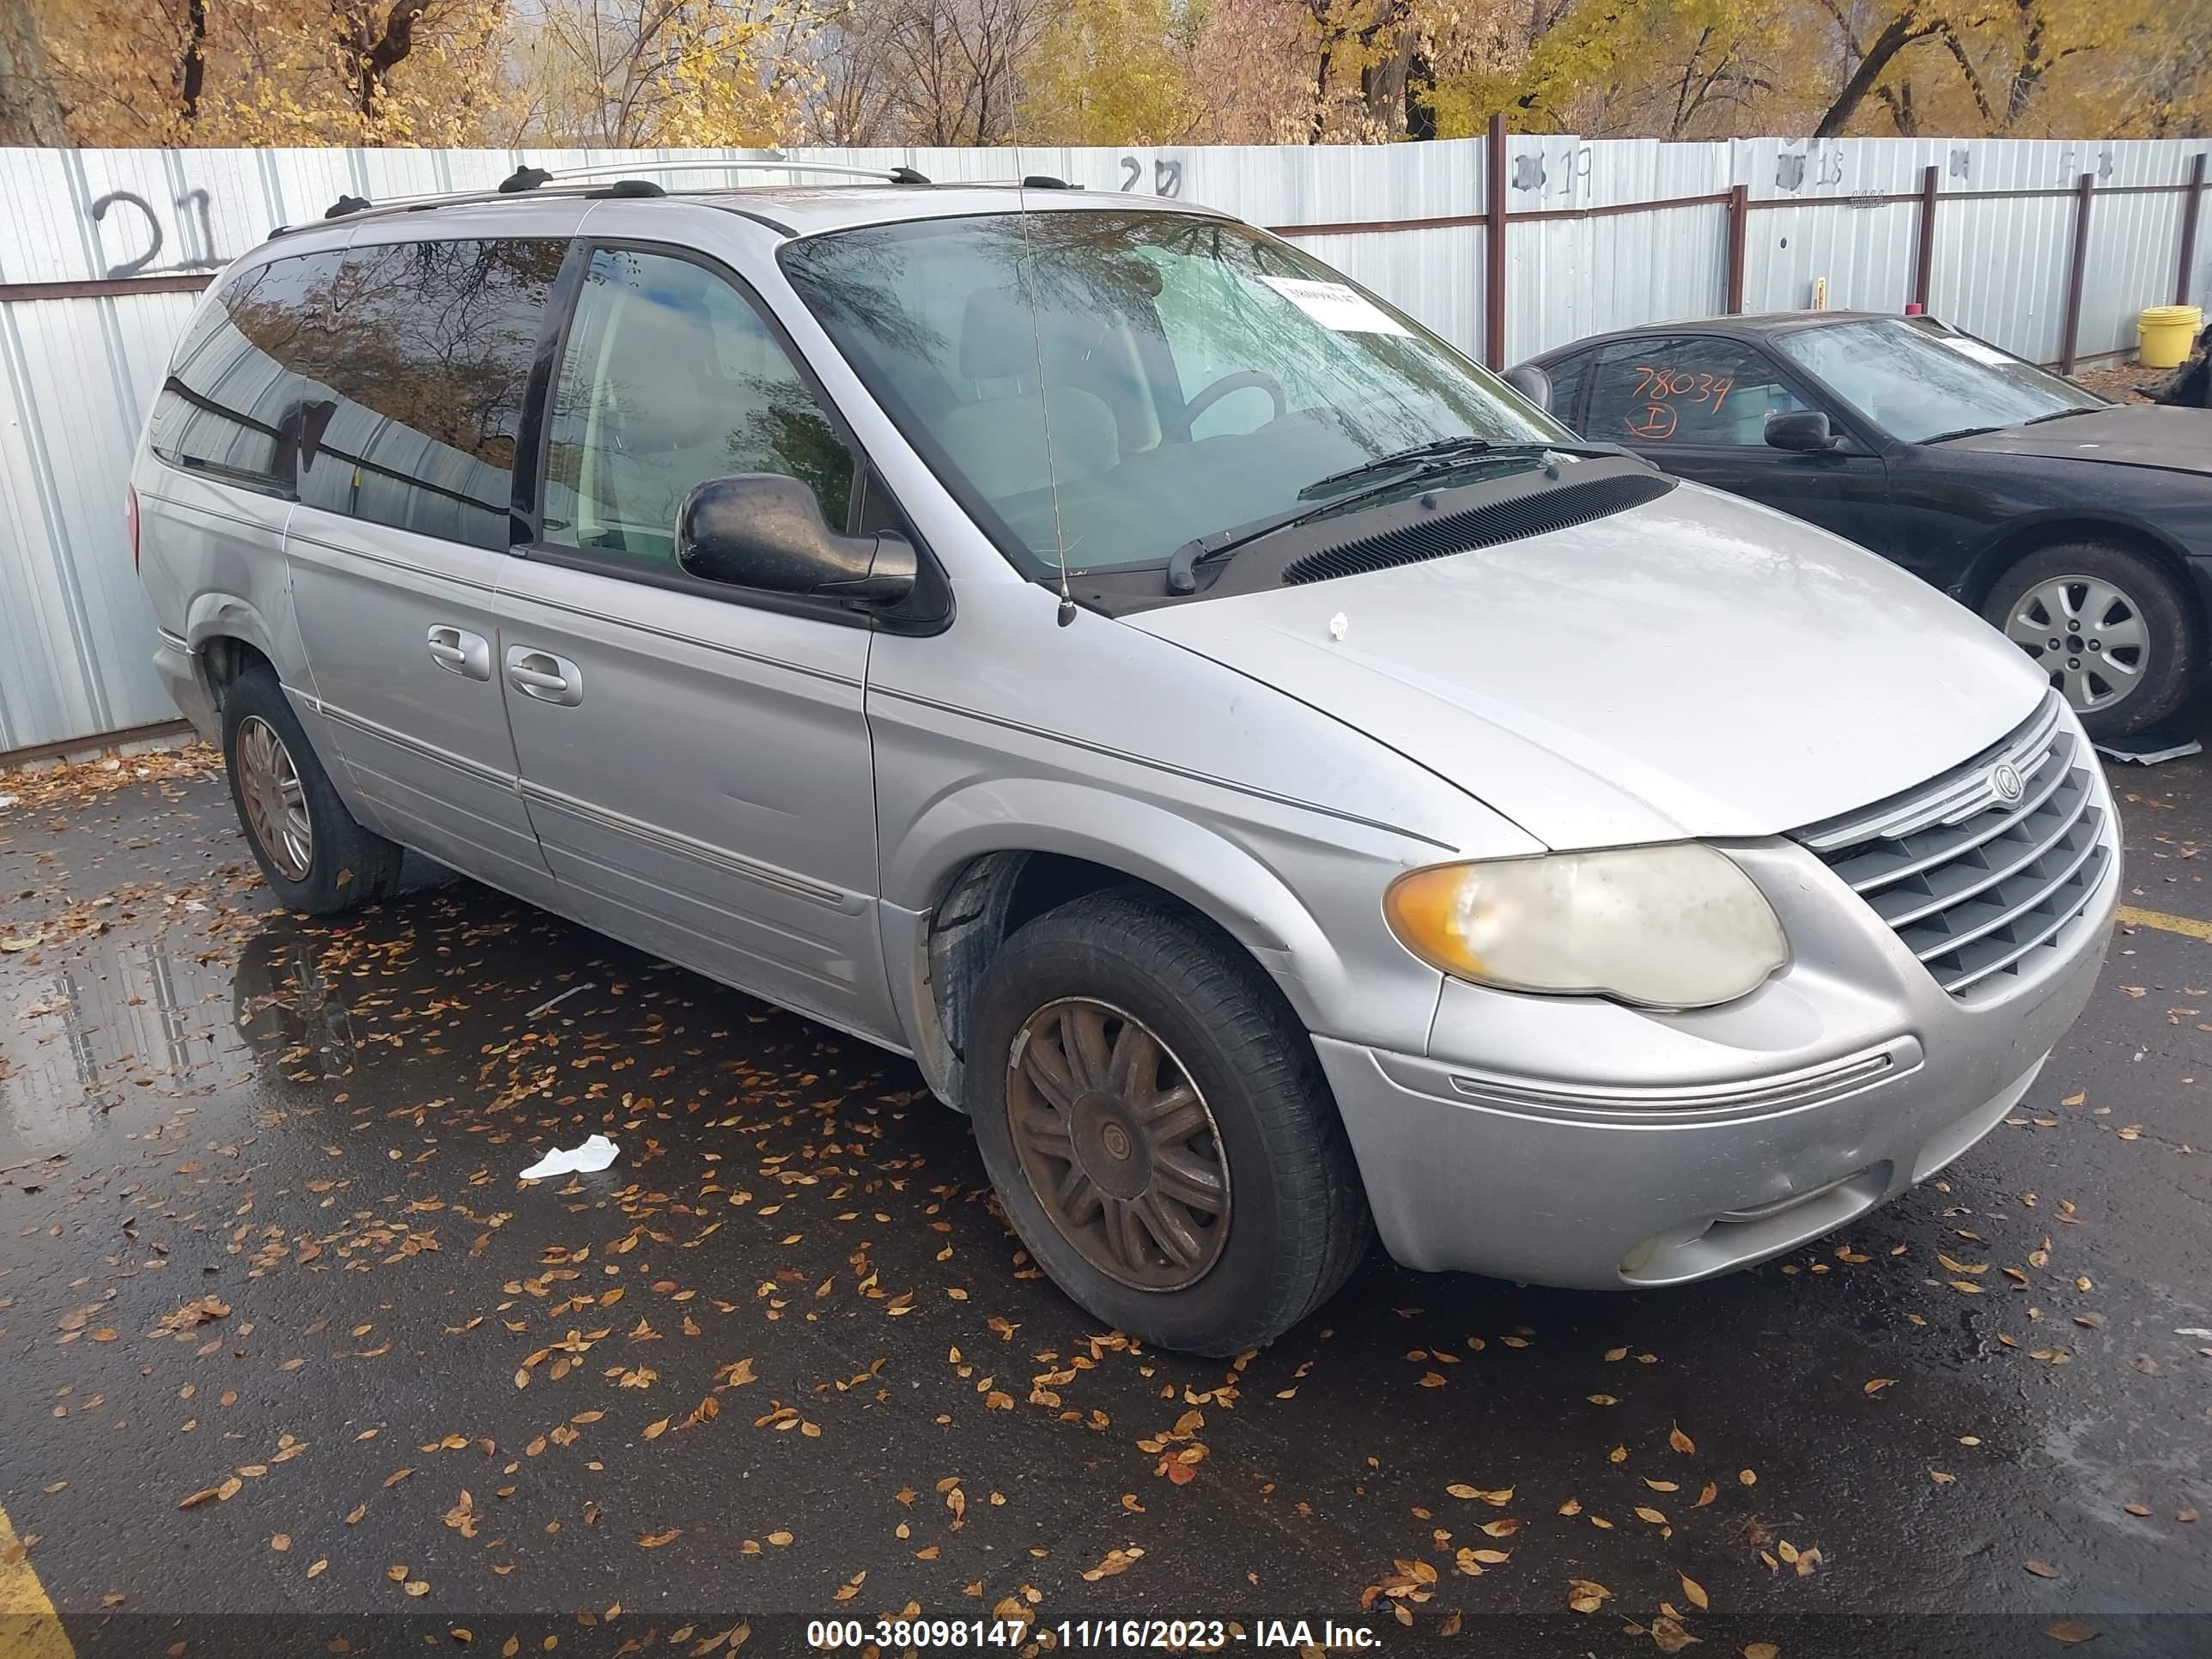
[1961,519,2202,620]
[916,852,1246,1110]
[199,636,275,713]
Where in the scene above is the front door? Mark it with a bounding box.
[495,243,896,1043]
[1581,336,1893,555]
[280,234,568,901]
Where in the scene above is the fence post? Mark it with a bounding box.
[1486,112,1509,368]
[2178,151,2208,307]
[2059,170,2094,375]
[1725,185,1748,313]
[1912,164,1938,313]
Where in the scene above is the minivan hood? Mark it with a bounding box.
[1128,483,2048,849]
[1939,404,2212,474]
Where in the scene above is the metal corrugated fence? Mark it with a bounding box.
[3,133,2209,755]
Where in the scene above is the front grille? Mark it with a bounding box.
[1793,692,2111,999]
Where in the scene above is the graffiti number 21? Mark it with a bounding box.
[88,189,222,279]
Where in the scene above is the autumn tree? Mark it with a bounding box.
[35,0,513,144]
[1017,0,1194,143]
[511,0,831,146]
[1,0,69,143]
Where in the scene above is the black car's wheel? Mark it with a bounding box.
[1984,541,2203,738]
[965,889,1370,1358]
[222,664,404,914]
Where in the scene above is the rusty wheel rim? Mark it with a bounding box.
[1005,997,1230,1292]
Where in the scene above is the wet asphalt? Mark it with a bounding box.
[0,737,2209,1659]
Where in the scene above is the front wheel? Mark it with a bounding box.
[1983,542,2203,738]
[965,889,1370,1357]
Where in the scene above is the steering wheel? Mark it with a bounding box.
[1184,369,1286,430]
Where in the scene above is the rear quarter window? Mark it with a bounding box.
[147,237,568,552]
[146,252,346,493]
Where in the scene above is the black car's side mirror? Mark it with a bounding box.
[1765,410,1841,453]
[678,474,915,608]
[1501,364,1553,413]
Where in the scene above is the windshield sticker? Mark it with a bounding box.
[1938,336,2014,368]
[1259,276,1411,335]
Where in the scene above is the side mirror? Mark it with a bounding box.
[1765,409,1840,453]
[677,474,915,607]
[1500,364,1553,413]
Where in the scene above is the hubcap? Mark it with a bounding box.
[1005,998,1230,1292]
[235,715,313,881]
[2002,576,2148,713]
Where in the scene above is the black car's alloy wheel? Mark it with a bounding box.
[1985,541,2202,738]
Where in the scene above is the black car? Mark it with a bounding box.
[1516,311,2212,737]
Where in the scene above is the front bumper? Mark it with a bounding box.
[1317,815,2118,1289]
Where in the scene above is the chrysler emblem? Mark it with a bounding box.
[1991,762,2025,803]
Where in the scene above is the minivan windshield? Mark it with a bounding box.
[781,210,1567,577]
[1773,318,2103,444]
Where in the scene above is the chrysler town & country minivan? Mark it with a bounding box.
[131,169,2118,1355]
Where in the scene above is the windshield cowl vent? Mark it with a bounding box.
[1279,471,1675,586]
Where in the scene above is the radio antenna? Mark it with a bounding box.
[1011,128,1077,627]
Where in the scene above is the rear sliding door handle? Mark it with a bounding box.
[505,645,583,706]
[426,625,491,680]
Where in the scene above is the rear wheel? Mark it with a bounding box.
[222,664,404,914]
[1984,541,2202,738]
[965,889,1370,1357]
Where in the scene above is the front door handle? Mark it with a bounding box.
[505,645,583,706]
[426,625,491,680]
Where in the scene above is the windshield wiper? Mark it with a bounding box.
[1923,406,2103,444]
[1164,499,1355,593]
[1164,438,1626,594]
[1297,435,1619,496]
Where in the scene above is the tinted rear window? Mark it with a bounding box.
[147,252,345,493]
[149,238,567,550]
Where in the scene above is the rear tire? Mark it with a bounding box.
[965,889,1370,1357]
[1983,541,2202,738]
[222,664,404,915]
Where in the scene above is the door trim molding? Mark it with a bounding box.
[517,777,850,908]
[306,696,518,792]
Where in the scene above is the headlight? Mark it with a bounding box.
[1382,844,1788,1009]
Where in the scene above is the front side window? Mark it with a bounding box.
[541,248,854,571]
[1773,319,2101,443]
[781,211,1566,578]
[281,238,566,550]
[1583,339,1808,447]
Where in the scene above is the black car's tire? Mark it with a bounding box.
[965,888,1371,1357]
[221,664,404,914]
[1983,541,2203,739]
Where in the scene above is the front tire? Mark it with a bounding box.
[222,664,404,915]
[1983,542,2202,738]
[965,889,1370,1357]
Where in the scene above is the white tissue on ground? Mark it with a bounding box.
[520,1133,619,1181]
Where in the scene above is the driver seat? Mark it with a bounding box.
[939,286,1121,501]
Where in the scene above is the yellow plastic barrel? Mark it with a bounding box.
[2138,304,2202,368]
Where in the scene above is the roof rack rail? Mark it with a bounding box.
[323,157,933,221]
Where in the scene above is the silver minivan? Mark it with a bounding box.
[131,168,2118,1355]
